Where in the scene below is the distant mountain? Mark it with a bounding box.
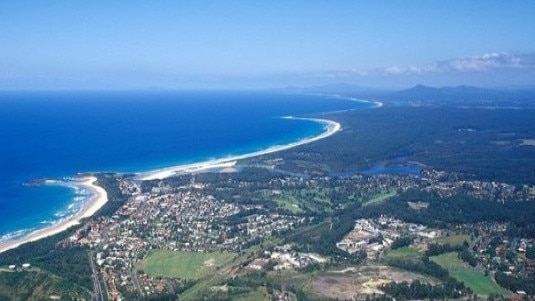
[385,85,535,108]
[277,83,535,108]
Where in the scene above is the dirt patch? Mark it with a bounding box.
[414,242,428,252]
[211,284,229,292]
[204,258,215,267]
[312,265,433,300]
[362,278,391,295]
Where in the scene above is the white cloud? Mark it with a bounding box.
[296,52,535,88]
[380,52,535,76]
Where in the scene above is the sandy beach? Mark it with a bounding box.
[0,176,108,254]
[0,117,337,254]
[137,117,340,180]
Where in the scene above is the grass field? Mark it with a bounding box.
[234,286,270,301]
[141,250,236,280]
[272,188,333,214]
[362,190,397,207]
[431,252,509,296]
[274,195,304,213]
[435,234,472,246]
[384,246,422,261]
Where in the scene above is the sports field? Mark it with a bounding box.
[431,252,510,296]
[141,250,236,280]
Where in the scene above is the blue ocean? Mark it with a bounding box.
[0,91,371,240]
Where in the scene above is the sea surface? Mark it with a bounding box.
[0,91,372,241]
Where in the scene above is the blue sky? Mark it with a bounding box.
[1,1,534,89]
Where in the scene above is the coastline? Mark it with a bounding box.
[0,93,375,256]
[303,93,383,109]
[0,117,339,254]
[0,176,108,254]
[137,117,341,180]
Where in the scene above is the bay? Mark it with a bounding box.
[0,91,371,239]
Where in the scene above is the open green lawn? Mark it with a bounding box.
[431,252,509,296]
[274,195,304,213]
[234,286,270,301]
[384,246,422,261]
[435,234,472,246]
[273,189,333,214]
[362,190,397,207]
[141,250,236,280]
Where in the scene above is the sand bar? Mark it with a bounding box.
[0,176,108,254]
[137,117,340,181]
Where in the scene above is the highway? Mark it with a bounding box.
[90,254,105,301]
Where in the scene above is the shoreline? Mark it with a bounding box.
[301,92,383,109]
[137,117,341,180]
[136,90,386,181]
[0,117,339,254]
[0,176,108,254]
[0,95,377,255]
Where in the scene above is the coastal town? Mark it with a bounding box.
[1,107,535,300]
[42,160,534,300]
[3,1,535,300]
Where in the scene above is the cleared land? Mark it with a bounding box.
[141,250,235,280]
[430,252,509,296]
[311,265,434,300]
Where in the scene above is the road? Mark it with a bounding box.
[90,254,105,301]
[131,267,144,297]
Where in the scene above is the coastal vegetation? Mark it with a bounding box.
[358,189,535,231]
[95,173,130,217]
[495,271,535,295]
[0,227,92,291]
[0,229,92,300]
[0,269,91,301]
[253,106,535,184]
